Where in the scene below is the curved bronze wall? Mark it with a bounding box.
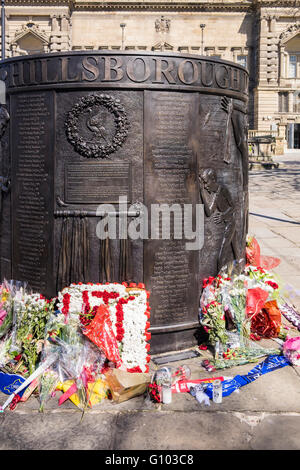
[0,52,249,354]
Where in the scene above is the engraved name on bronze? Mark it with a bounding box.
[144,91,199,327]
[11,92,54,295]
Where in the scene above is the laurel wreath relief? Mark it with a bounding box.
[65,94,129,158]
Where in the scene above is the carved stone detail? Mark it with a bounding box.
[279,22,300,44]
[155,16,171,33]
[65,94,129,159]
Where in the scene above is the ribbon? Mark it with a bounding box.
[204,355,290,400]
[58,383,77,406]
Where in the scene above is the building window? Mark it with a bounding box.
[237,55,247,68]
[288,55,297,78]
[278,92,289,113]
[293,92,300,113]
[210,54,221,59]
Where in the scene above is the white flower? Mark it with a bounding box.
[56,283,149,371]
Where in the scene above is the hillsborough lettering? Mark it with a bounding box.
[1,53,248,98]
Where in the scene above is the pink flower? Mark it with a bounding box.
[0,308,7,326]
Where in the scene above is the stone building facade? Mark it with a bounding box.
[0,0,300,153]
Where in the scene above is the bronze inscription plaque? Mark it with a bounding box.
[11,91,54,296]
[144,91,199,334]
[65,161,131,204]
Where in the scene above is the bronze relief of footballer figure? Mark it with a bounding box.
[199,168,240,272]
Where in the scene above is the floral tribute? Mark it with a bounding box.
[0,282,55,377]
[56,282,151,373]
[198,236,289,369]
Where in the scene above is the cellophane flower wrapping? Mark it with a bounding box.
[199,266,282,368]
[42,318,108,410]
[246,235,280,270]
[0,281,55,376]
[14,293,55,375]
[0,280,25,366]
[0,280,15,340]
[283,336,300,366]
[38,365,59,412]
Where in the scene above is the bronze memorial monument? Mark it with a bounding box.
[0,51,249,353]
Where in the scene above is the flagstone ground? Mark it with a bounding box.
[0,152,300,451]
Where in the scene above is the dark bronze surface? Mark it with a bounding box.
[0,51,248,102]
[0,52,248,354]
[10,91,55,297]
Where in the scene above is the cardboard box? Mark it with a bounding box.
[105,369,150,403]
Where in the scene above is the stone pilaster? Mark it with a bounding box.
[49,14,71,52]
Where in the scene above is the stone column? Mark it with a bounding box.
[51,15,59,33]
[270,16,276,33]
[280,45,285,78]
[61,15,69,32]
[289,91,294,113]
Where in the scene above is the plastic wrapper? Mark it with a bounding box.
[0,281,14,339]
[171,365,191,382]
[41,311,109,411]
[190,383,211,406]
[250,299,282,339]
[82,304,123,369]
[39,366,60,412]
[246,287,269,318]
[246,235,280,270]
[277,283,300,331]
[7,281,28,354]
[56,378,109,408]
[283,336,300,366]
[0,280,28,340]
[54,334,107,410]
[0,352,58,412]
[199,264,285,368]
[0,335,11,367]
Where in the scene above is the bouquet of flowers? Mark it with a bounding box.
[39,367,60,412]
[12,293,55,375]
[199,266,282,368]
[0,281,14,339]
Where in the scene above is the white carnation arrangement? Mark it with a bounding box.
[56,282,151,373]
